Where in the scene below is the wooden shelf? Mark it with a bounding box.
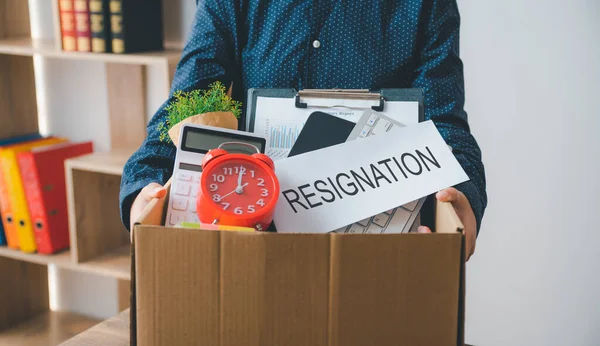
[0,37,35,56]
[0,37,182,64]
[75,246,131,281]
[0,246,131,280]
[0,310,100,346]
[59,309,129,346]
[66,151,132,268]
[0,246,72,267]
[65,150,134,176]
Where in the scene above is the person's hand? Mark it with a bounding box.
[129,182,167,233]
[417,187,477,261]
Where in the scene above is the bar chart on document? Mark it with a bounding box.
[265,119,304,160]
[252,97,368,161]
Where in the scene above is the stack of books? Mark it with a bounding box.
[57,0,164,54]
[0,134,94,254]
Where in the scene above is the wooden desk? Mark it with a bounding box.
[59,309,474,346]
[58,309,129,346]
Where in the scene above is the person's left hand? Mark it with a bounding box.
[417,187,477,261]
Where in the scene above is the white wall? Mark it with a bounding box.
[459,0,600,345]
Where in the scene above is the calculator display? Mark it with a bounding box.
[178,162,203,172]
[182,128,265,154]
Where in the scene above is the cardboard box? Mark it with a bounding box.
[130,181,466,346]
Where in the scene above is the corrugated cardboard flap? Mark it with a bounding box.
[328,232,462,346]
[220,231,331,346]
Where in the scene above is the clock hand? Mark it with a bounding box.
[217,183,249,201]
[236,169,247,194]
[237,169,243,188]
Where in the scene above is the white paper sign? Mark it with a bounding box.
[272,120,469,234]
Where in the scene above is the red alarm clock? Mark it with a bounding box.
[196,142,279,231]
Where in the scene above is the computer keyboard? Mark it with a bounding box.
[333,110,424,234]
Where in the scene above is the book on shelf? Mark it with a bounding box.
[109,0,164,54]
[58,0,78,51]
[74,0,92,52]
[0,133,43,247]
[0,137,69,253]
[90,0,112,53]
[17,141,94,255]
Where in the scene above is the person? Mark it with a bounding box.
[119,0,487,261]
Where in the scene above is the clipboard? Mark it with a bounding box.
[245,88,425,132]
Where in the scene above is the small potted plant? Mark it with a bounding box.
[158,81,241,144]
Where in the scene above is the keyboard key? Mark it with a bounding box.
[385,207,412,233]
[371,119,391,135]
[384,209,395,215]
[372,213,390,227]
[367,114,378,126]
[348,224,365,234]
[175,183,191,196]
[172,197,188,211]
[178,172,192,181]
[357,217,370,227]
[402,199,419,211]
[332,226,348,234]
[169,212,186,226]
[359,125,371,138]
[191,185,199,198]
[366,223,383,234]
[193,174,201,183]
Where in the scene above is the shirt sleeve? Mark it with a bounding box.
[411,0,488,234]
[119,0,240,231]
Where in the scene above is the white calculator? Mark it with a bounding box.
[166,123,267,227]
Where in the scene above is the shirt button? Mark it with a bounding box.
[312,40,321,49]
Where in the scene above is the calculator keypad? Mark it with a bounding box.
[175,183,190,196]
[178,172,192,181]
[170,212,186,226]
[167,169,203,226]
[172,197,189,211]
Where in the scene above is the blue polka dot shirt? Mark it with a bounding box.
[120,0,487,233]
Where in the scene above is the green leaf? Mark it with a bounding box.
[158,81,242,142]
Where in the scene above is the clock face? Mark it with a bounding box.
[203,158,275,216]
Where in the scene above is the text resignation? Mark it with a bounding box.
[282,146,442,213]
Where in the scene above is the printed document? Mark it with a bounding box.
[253,97,419,160]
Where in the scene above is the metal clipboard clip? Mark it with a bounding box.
[294,89,385,111]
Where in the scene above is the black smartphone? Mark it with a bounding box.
[288,111,356,157]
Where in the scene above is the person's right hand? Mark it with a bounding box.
[129,182,167,233]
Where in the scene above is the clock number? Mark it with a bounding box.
[212,174,225,182]
[261,188,269,197]
[223,167,233,175]
[212,194,221,202]
[247,205,255,213]
[221,202,230,210]
[250,170,255,178]
[236,166,246,174]
[257,178,265,186]
[234,207,243,215]
[256,199,265,207]
[210,183,218,192]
